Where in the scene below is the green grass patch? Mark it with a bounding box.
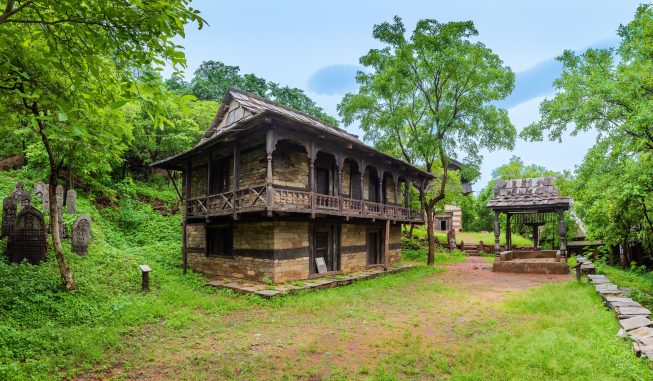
[410,226,533,246]
[370,281,651,381]
[402,248,467,265]
[596,262,653,311]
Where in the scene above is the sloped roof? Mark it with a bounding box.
[198,88,362,146]
[151,88,433,179]
[487,177,570,211]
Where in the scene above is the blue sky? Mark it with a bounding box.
[173,0,641,190]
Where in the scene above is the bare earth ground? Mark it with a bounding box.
[79,257,572,380]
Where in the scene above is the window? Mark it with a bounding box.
[207,226,233,256]
[210,158,230,194]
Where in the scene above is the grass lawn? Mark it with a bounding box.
[596,261,653,311]
[411,226,533,246]
[0,168,647,380]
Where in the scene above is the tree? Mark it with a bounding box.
[522,5,653,264]
[0,1,204,290]
[184,60,339,125]
[339,17,516,265]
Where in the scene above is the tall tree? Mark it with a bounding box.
[522,4,653,263]
[339,17,516,265]
[0,0,204,290]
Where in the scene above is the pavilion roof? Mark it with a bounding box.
[486,177,570,212]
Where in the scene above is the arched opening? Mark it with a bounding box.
[365,166,381,203]
[343,158,362,200]
[314,151,337,195]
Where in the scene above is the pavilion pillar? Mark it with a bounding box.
[183,161,191,274]
[493,210,501,255]
[505,213,512,251]
[558,209,567,259]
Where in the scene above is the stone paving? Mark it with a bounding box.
[580,256,653,360]
[207,264,416,298]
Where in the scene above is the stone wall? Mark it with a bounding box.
[341,223,367,272]
[186,223,206,253]
[342,162,351,197]
[239,145,266,189]
[273,221,309,282]
[385,175,397,204]
[190,165,208,198]
[273,144,308,189]
[387,224,402,266]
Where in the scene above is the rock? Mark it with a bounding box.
[619,316,653,331]
[617,328,627,337]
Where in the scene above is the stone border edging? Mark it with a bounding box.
[581,256,653,359]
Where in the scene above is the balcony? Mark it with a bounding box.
[185,184,423,223]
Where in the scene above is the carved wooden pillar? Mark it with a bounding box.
[505,213,512,251]
[232,142,240,219]
[265,128,274,214]
[232,143,240,191]
[558,209,567,258]
[393,174,399,206]
[377,170,383,205]
[308,142,316,217]
[359,162,365,201]
[206,152,212,197]
[404,179,409,208]
[493,210,501,255]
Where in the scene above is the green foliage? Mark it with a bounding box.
[179,59,339,125]
[338,16,516,263]
[522,5,653,260]
[401,236,420,250]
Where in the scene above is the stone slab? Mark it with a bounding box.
[629,326,653,340]
[617,306,651,316]
[620,316,653,331]
[590,278,612,284]
[606,297,635,303]
[609,301,643,308]
[598,288,622,296]
[589,274,608,280]
[596,283,617,291]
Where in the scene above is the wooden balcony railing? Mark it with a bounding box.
[186,184,423,222]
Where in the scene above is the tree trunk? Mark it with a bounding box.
[48,171,76,290]
[425,204,435,266]
[36,119,76,291]
[409,223,414,238]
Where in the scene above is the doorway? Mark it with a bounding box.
[367,225,384,265]
[310,223,339,274]
[440,220,448,231]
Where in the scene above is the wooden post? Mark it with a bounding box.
[183,162,191,274]
[385,218,390,270]
[505,213,512,251]
[232,142,240,219]
[558,209,567,259]
[377,171,383,204]
[404,179,409,207]
[309,142,316,218]
[139,264,151,292]
[265,128,274,216]
[493,210,500,255]
[206,152,212,197]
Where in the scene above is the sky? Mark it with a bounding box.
[171,0,641,191]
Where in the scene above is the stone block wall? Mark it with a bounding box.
[239,146,266,189]
[387,224,402,266]
[341,223,367,272]
[385,176,397,204]
[342,162,351,197]
[273,145,308,189]
[186,223,206,253]
[190,165,208,198]
[273,221,309,283]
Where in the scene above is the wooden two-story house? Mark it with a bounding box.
[152,88,432,284]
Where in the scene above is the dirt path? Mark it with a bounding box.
[83,257,572,381]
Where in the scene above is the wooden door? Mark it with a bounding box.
[367,226,384,265]
[316,167,330,195]
[311,224,339,274]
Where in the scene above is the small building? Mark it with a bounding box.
[433,159,471,232]
[152,89,432,284]
[487,177,570,274]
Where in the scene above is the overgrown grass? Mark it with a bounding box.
[370,281,651,381]
[0,169,259,380]
[411,226,533,246]
[596,261,653,311]
[402,247,468,265]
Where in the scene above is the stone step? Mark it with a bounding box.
[620,316,653,331]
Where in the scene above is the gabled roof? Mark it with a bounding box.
[151,88,433,179]
[198,88,362,146]
[487,177,570,211]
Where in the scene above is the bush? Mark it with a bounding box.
[402,236,420,250]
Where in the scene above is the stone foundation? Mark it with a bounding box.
[184,219,403,284]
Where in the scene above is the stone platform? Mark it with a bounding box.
[492,250,569,274]
[207,264,415,298]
